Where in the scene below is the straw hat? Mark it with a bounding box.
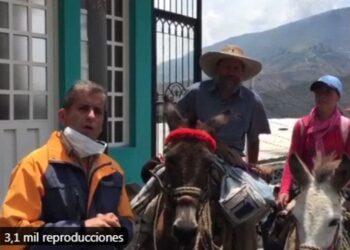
[199,45,262,81]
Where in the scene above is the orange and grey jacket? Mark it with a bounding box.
[0,131,133,249]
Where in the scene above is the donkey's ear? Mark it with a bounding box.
[331,154,350,191]
[202,109,231,133]
[164,96,187,131]
[289,154,313,188]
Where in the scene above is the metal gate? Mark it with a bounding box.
[152,0,202,154]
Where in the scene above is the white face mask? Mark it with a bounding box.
[62,127,107,158]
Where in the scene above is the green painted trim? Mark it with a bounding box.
[58,0,81,106]
[109,0,153,184]
[128,0,136,147]
[57,0,153,184]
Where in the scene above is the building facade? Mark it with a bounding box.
[0,0,153,201]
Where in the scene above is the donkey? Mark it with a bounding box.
[134,100,239,250]
[285,153,350,250]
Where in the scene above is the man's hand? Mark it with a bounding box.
[84,213,121,228]
[277,193,290,209]
[254,165,274,182]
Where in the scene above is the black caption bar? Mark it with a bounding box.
[0,227,128,245]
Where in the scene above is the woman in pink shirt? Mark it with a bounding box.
[277,75,350,207]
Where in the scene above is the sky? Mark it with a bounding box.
[202,0,350,46]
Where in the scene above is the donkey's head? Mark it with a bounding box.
[162,98,230,245]
[289,153,350,250]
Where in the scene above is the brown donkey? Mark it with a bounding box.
[135,100,240,250]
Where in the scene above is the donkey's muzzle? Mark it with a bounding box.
[173,222,197,245]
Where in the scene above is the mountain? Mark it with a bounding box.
[205,7,350,117]
[205,7,350,61]
[157,7,350,118]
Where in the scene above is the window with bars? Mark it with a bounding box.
[0,0,48,121]
[80,0,129,146]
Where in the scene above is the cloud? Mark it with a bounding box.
[202,0,350,46]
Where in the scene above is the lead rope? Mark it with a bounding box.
[152,192,163,250]
[337,212,350,250]
[339,227,350,250]
[195,201,221,250]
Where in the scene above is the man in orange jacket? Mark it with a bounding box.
[0,80,133,249]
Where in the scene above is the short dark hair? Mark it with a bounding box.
[63,80,107,110]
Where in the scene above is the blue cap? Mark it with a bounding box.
[310,75,343,96]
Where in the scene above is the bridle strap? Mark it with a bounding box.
[172,186,202,198]
[149,163,167,190]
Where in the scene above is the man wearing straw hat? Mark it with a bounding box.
[177,45,271,250]
[178,44,270,165]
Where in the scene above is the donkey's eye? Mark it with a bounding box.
[165,155,177,165]
[328,218,340,227]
